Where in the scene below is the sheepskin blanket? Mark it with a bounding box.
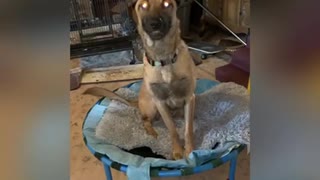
[95,82,250,159]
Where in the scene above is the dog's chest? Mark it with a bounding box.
[149,76,190,102]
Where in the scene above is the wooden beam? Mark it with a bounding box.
[81,64,144,84]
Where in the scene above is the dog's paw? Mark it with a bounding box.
[173,151,184,160]
[184,148,193,158]
[143,123,158,138]
[184,144,194,158]
[146,128,158,138]
[172,146,184,160]
[173,152,183,160]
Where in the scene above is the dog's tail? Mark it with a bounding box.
[83,87,138,107]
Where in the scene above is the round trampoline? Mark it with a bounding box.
[82,79,246,180]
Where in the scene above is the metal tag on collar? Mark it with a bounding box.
[154,61,162,67]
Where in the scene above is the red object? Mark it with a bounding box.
[216,38,250,88]
[216,63,249,87]
[231,47,250,73]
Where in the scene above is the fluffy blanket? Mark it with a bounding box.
[96,82,250,159]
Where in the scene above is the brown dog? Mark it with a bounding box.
[85,0,196,160]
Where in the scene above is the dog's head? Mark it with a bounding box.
[135,0,178,40]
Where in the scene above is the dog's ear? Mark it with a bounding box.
[128,0,138,24]
[128,0,138,8]
[175,0,181,6]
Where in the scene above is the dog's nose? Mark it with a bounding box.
[149,18,163,30]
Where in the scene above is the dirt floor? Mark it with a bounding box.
[70,55,250,180]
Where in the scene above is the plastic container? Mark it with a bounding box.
[70,67,82,90]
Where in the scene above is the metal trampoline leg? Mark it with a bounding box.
[103,163,113,180]
[228,156,238,180]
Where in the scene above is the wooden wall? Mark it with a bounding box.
[204,0,250,34]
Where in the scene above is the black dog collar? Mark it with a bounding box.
[145,53,177,67]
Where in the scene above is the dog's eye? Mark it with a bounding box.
[140,2,148,10]
[163,0,171,8]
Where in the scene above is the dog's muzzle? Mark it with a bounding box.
[142,16,171,40]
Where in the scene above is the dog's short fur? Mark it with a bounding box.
[85,0,196,160]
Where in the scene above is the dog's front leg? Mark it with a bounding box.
[184,94,195,158]
[154,100,184,160]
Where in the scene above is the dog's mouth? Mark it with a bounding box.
[149,30,165,40]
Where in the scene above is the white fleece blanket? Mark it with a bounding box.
[95,82,250,159]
